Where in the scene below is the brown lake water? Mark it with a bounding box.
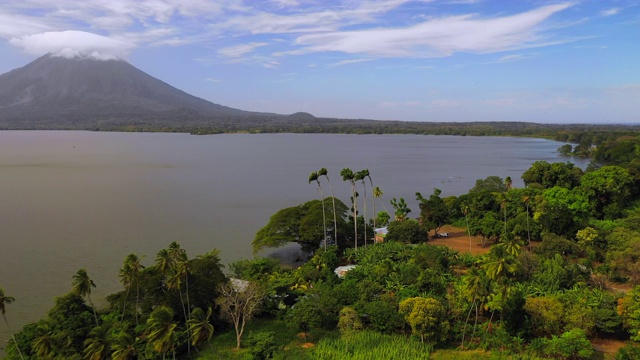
[0,131,590,346]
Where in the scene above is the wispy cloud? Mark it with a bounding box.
[218,42,269,58]
[327,58,376,68]
[289,3,573,57]
[494,53,537,63]
[205,77,221,83]
[601,8,621,17]
[9,30,134,60]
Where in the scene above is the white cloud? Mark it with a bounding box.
[327,58,375,68]
[218,42,268,57]
[494,53,536,63]
[205,77,221,82]
[9,30,135,60]
[601,8,620,17]
[291,3,573,57]
[0,13,54,38]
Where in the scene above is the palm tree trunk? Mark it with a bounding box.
[465,213,471,253]
[319,185,327,250]
[87,294,99,326]
[352,183,358,250]
[471,302,479,340]
[121,285,131,322]
[135,281,140,326]
[185,274,192,356]
[325,177,338,246]
[3,315,25,360]
[461,298,475,350]
[362,182,368,249]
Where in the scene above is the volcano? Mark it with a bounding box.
[0,54,269,129]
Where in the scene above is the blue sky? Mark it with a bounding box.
[1,0,638,123]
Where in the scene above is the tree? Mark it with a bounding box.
[579,165,634,219]
[341,168,359,250]
[309,170,328,250]
[253,199,349,253]
[146,306,178,359]
[187,307,214,348]
[356,169,371,248]
[119,253,144,325]
[72,268,99,326]
[521,161,583,189]
[386,219,425,244]
[0,288,25,360]
[318,168,339,246]
[416,188,449,236]
[469,176,507,193]
[111,332,138,360]
[399,297,450,344]
[338,307,363,352]
[390,197,411,221]
[216,280,265,348]
[83,325,110,360]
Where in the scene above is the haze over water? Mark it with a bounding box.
[0,131,590,344]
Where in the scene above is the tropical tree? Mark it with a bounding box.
[119,253,144,324]
[187,307,214,348]
[341,168,358,249]
[146,306,179,360]
[111,332,138,360]
[83,325,110,360]
[373,185,383,228]
[390,197,411,222]
[0,287,25,360]
[32,322,57,359]
[461,267,491,349]
[318,168,338,245]
[72,268,99,326]
[156,249,172,274]
[309,170,328,250]
[356,169,371,248]
[399,297,450,344]
[216,280,265,348]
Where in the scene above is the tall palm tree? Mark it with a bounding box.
[0,288,25,360]
[341,168,358,250]
[373,186,383,229]
[309,171,328,250]
[155,249,172,274]
[463,205,472,253]
[146,306,178,360]
[119,253,144,324]
[176,257,192,356]
[84,325,110,360]
[356,169,370,248]
[523,194,531,244]
[187,307,214,348]
[72,268,99,326]
[319,168,338,245]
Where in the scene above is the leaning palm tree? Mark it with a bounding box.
[146,306,178,360]
[32,323,56,359]
[0,288,25,360]
[319,168,338,245]
[155,249,172,274]
[341,168,358,250]
[119,253,144,324]
[309,171,328,250]
[187,307,214,348]
[72,268,99,326]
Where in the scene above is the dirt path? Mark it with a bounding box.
[425,225,490,255]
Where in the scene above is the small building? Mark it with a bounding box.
[334,265,357,278]
[374,227,388,243]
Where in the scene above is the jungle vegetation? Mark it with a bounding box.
[4,130,640,359]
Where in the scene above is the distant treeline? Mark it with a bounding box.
[3,111,639,146]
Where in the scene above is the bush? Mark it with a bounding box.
[247,331,276,360]
[616,343,640,360]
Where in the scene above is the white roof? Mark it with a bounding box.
[334,265,357,278]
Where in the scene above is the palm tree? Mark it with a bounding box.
[461,267,491,348]
[341,168,358,249]
[84,325,110,360]
[0,288,25,360]
[119,253,144,324]
[463,205,472,253]
[356,169,370,248]
[373,185,383,229]
[155,249,172,274]
[146,306,178,360]
[72,268,99,326]
[523,194,531,244]
[32,323,56,359]
[176,257,193,356]
[187,307,214,348]
[309,171,328,250]
[111,332,138,360]
[319,168,338,245]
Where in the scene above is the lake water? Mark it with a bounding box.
[0,131,590,345]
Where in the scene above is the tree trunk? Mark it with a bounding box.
[3,315,25,360]
[87,294,99,326]
[319,185,327,250]
[461,298,475,350]
[352,183,358,250]
[185,274,191,356]
[135,281,140,326]
[326,178,338,246]
[362,182,368,249]
[121,285,131,322]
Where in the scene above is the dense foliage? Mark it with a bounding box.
[5,129,640,359]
